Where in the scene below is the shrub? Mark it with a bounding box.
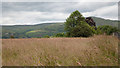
[44,35,50,38]
[10,35,14,39]
[54,33,65,37]
[97,25,118,35]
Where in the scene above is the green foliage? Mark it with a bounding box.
[69,23,95,37]
[44,35,50,38]
[64,10,95,37]
[95,28,102,35]
[54,33,65,37]
[64,10,85,31]
[97,25,119,35]
[10,35,14,39]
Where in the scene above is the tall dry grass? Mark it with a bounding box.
[2,35,118,66]
[0,39,2,67]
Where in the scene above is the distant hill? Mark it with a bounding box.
[92,17,119,27]
[2,23,64,38]
[2,17,119,38]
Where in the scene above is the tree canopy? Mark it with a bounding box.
[97,25,119,35]
[64,10,95,37]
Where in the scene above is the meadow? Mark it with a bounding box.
[2,35,118,66]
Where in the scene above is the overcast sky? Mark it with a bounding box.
[1,0,120,25]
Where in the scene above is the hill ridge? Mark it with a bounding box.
[2,17,119,38]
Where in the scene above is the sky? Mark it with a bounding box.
[1,0,120,25]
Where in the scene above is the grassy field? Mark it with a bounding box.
[2,35,118,66]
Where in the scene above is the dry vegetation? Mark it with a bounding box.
[2,35,118,66]
[0,39,2,67]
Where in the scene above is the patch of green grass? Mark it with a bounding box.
[26,30,46,34]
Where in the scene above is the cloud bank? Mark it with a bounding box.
[1,2,118,25]
[2,0,120,2]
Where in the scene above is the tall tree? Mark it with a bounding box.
[64,10,85,31]
[64,10,95,37]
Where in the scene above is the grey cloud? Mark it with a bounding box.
[2,2,117,13]
[1,2,118,25]
[2,0,120,2]
[83,3,118,20]
[118,2,120,20]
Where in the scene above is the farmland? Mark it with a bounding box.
[2,35,118,66]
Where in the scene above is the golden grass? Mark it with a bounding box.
[0,39,2,67]
[2,35,118,66]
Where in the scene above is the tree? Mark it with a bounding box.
[64,10,95,37]
[97,25,119,35]
[65,10,85,31]
[69,23,95,37]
